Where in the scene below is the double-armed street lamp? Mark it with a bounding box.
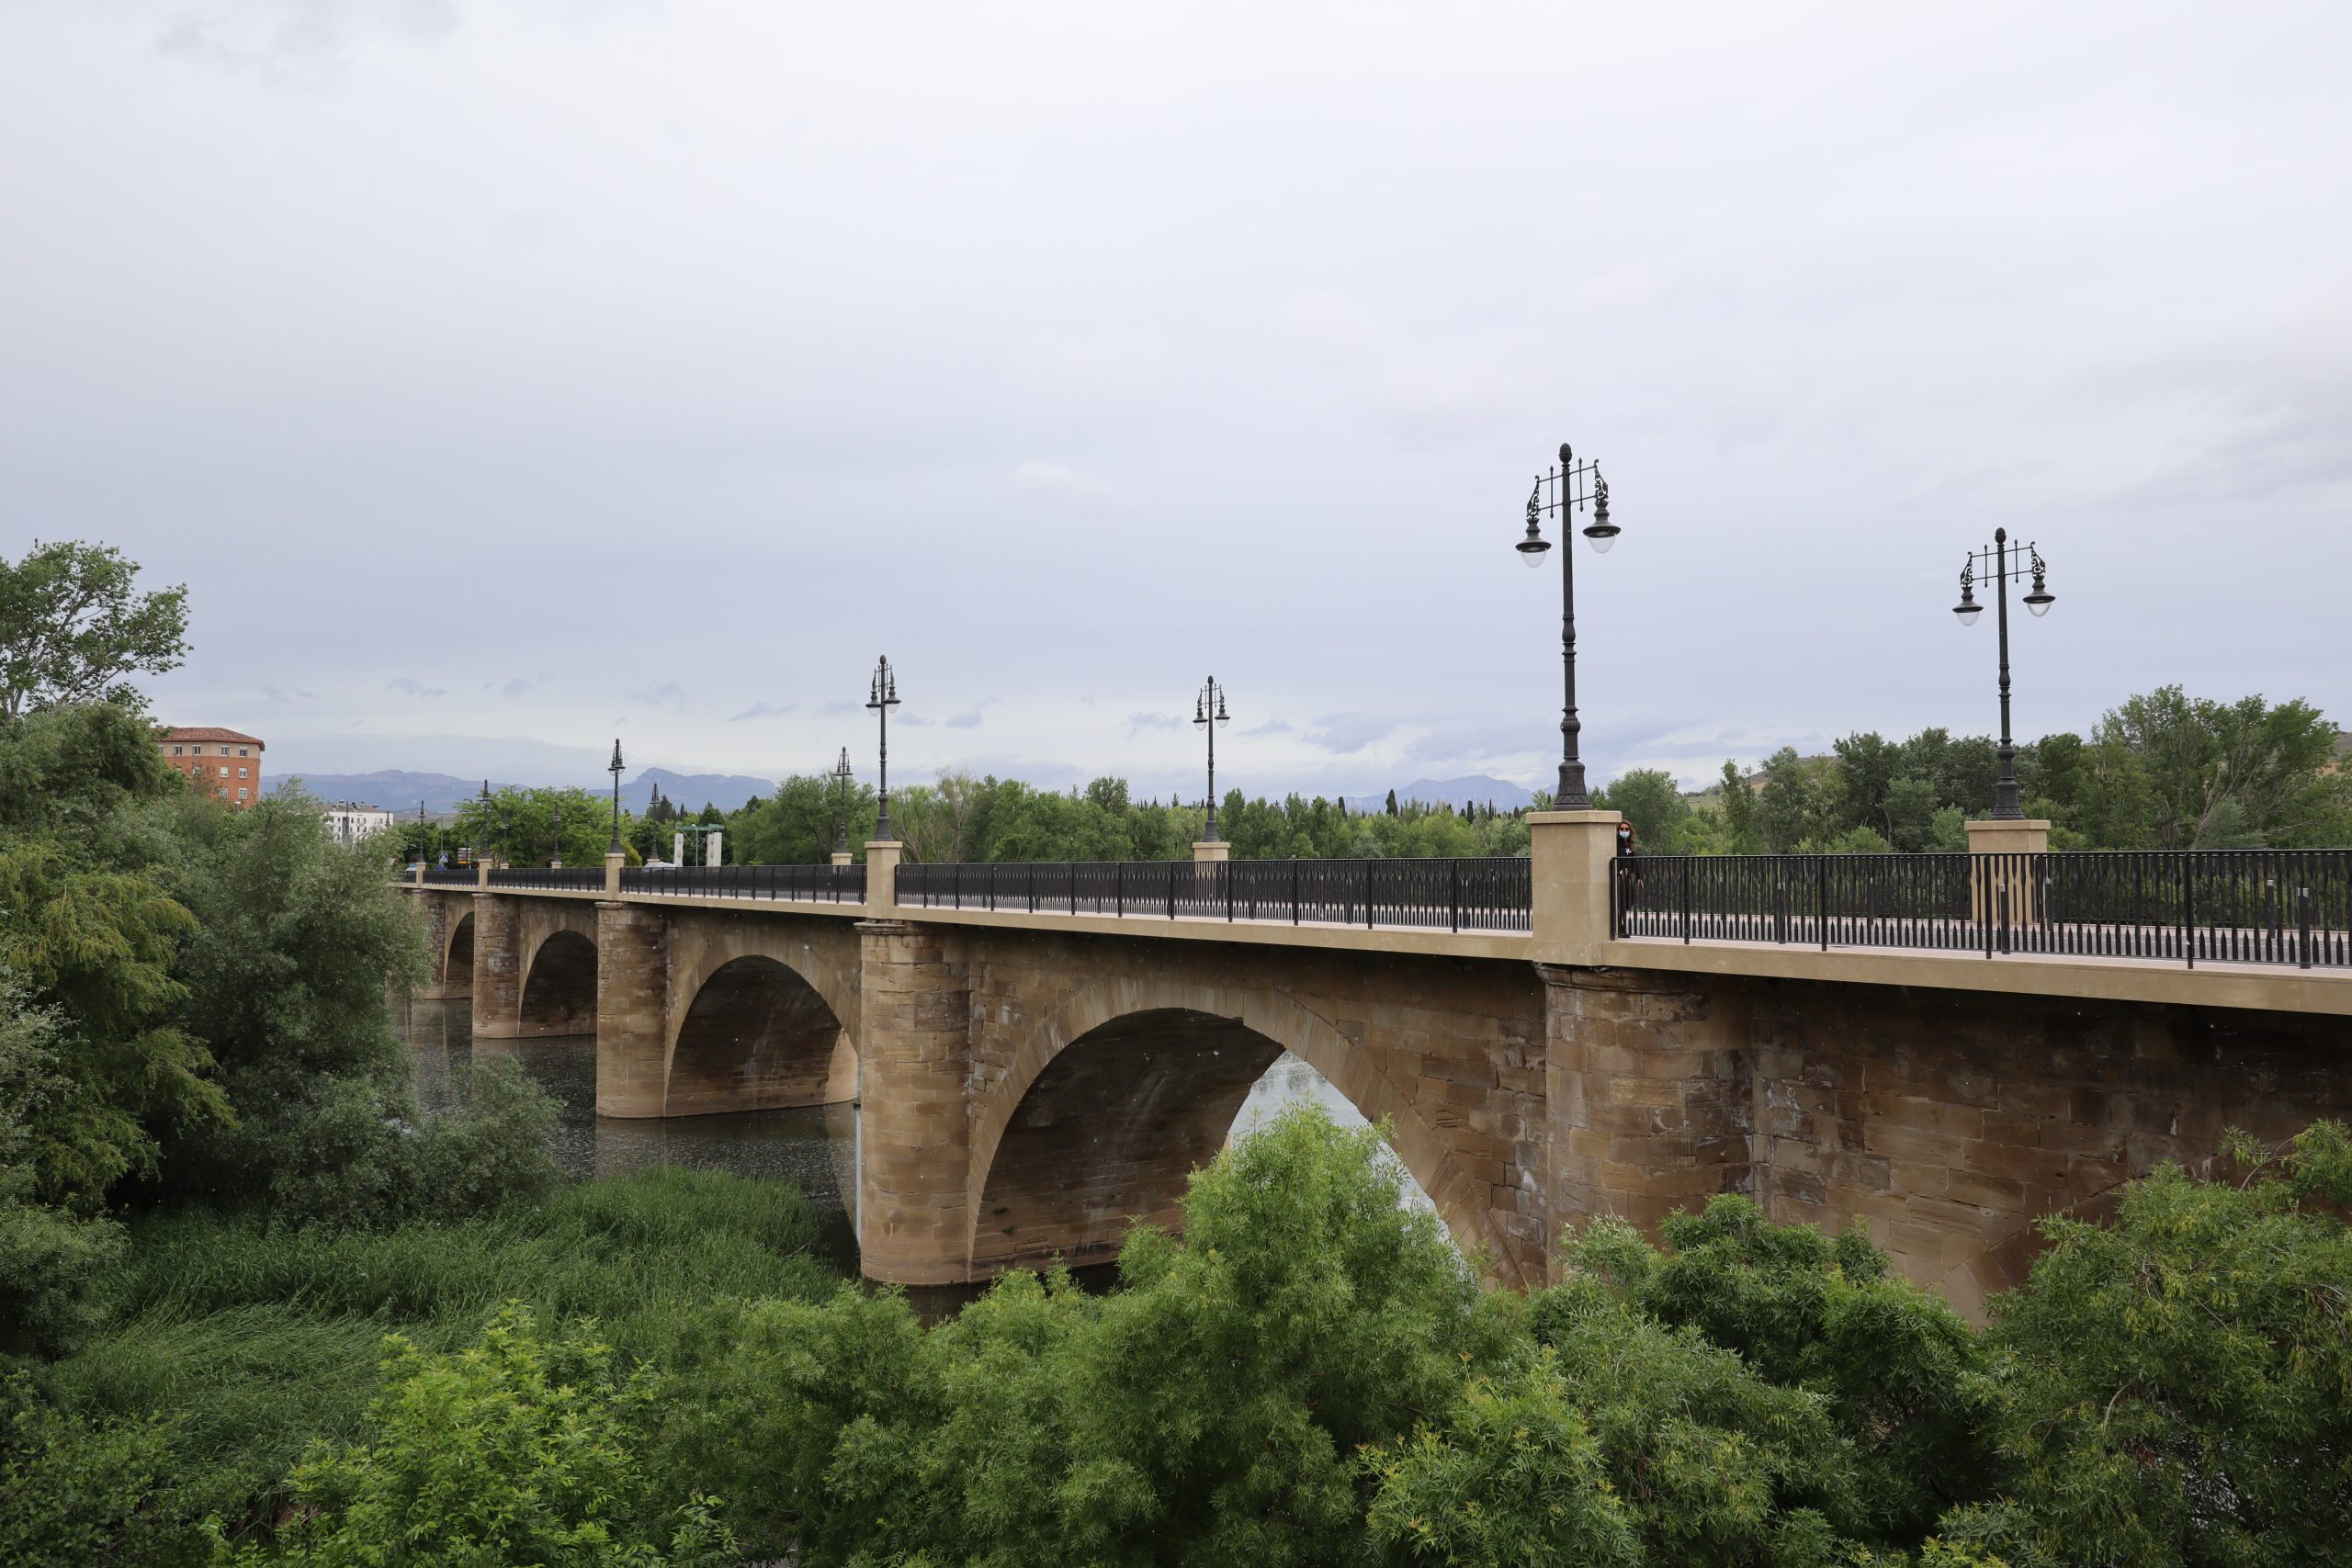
[1951,528,2056,820]
[1193,676,1230,840]
[831,747,854,858]
[608,739,626,856]
[476,780,492,863]
[1513,442,1620,809]
[867,657,901,841]
[416,800,428,864]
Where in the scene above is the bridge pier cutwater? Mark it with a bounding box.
[401,812,2352,1316]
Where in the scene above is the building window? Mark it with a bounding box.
[219,765,230,777]
[171,745,183,755]
[238,767,248,779]
[237,788,248,801]
[238,748,249,757]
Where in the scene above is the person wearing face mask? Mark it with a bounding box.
[1614,819,1641,933]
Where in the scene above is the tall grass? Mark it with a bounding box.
[41,1168,842,1539]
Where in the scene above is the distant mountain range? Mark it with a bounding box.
[1338,774,1538,814]
[270,767,778,816]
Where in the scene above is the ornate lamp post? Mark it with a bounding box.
[416,799,428,865]
[866,657,901,840]
[831,747,854,859]
[1951,528,2055,819]
[475,780,492,864]
[1513,442,1619,809]
[607,739,625,856]
[1192,676,1231,840]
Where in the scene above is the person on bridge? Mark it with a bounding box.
[1616,819,1642,933]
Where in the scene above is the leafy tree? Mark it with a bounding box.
[1755,748,1826,852]
[0,973,123,1358]
[2093,686,2348,849]
[1970,1122,2352,1568]
[1718,760,1761,852]
[1563,1196,1996,1540]
[1832,731,1905,837]
[0,705,217,1209]
[1600,768,1690,849]
[688,1107,1514,1564]
[0,541,189,718]
[239,1305,738,1567]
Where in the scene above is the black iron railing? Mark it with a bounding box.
[619,863,866,905]
[488,866,608,892]
[1613,849,2352,970]
[896,856,1532,934]
[421,867,478,886]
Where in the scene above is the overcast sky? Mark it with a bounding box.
[6,2,2346,798]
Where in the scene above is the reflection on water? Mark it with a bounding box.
[399,996,1439,1288]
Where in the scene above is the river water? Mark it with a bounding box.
[400,998,1427,1237]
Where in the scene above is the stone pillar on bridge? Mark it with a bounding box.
[855,919,972,1284]
[605,851,625,898]
[1192,840,1230,863]
[594,899,669,1117]
[1539,964,1751,1277]
[476,857,491,890]
[1528,808,1623,962]
[831,851,855,867]
[1965,818,2051,933]
[864,840,902,915]
[469,893,524,1039]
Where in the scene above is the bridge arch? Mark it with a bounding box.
[519,929,597,1035]
[441,910,474,998]
[968,974,1520,1287]
[665,953,856,1116]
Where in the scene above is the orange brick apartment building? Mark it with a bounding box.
[161,727,266,807]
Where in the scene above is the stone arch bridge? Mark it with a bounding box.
[406,816,2352,1316]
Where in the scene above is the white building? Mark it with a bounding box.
[324,801,396,847]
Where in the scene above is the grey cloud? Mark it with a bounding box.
[388,677,446,699]
[1126,712,1183,737]
[819,700,862,717]
[1243,717,1293,736]
[262,683,315,705]
[729,701,795,722]
[1301,713,1396,754]
[483,674,545,698]
[626,682,687,709]
[1012,460,1132,513]
[899,714,934,727]
[944,710,983,729]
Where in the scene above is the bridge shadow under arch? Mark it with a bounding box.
[668,954,856,1117]
[519,929,597,1036]
[442,911,474,998]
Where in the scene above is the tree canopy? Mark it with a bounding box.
[0,541,188,719]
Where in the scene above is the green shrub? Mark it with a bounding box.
[220,1305,737,1567]
[0,1372,193,1567]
